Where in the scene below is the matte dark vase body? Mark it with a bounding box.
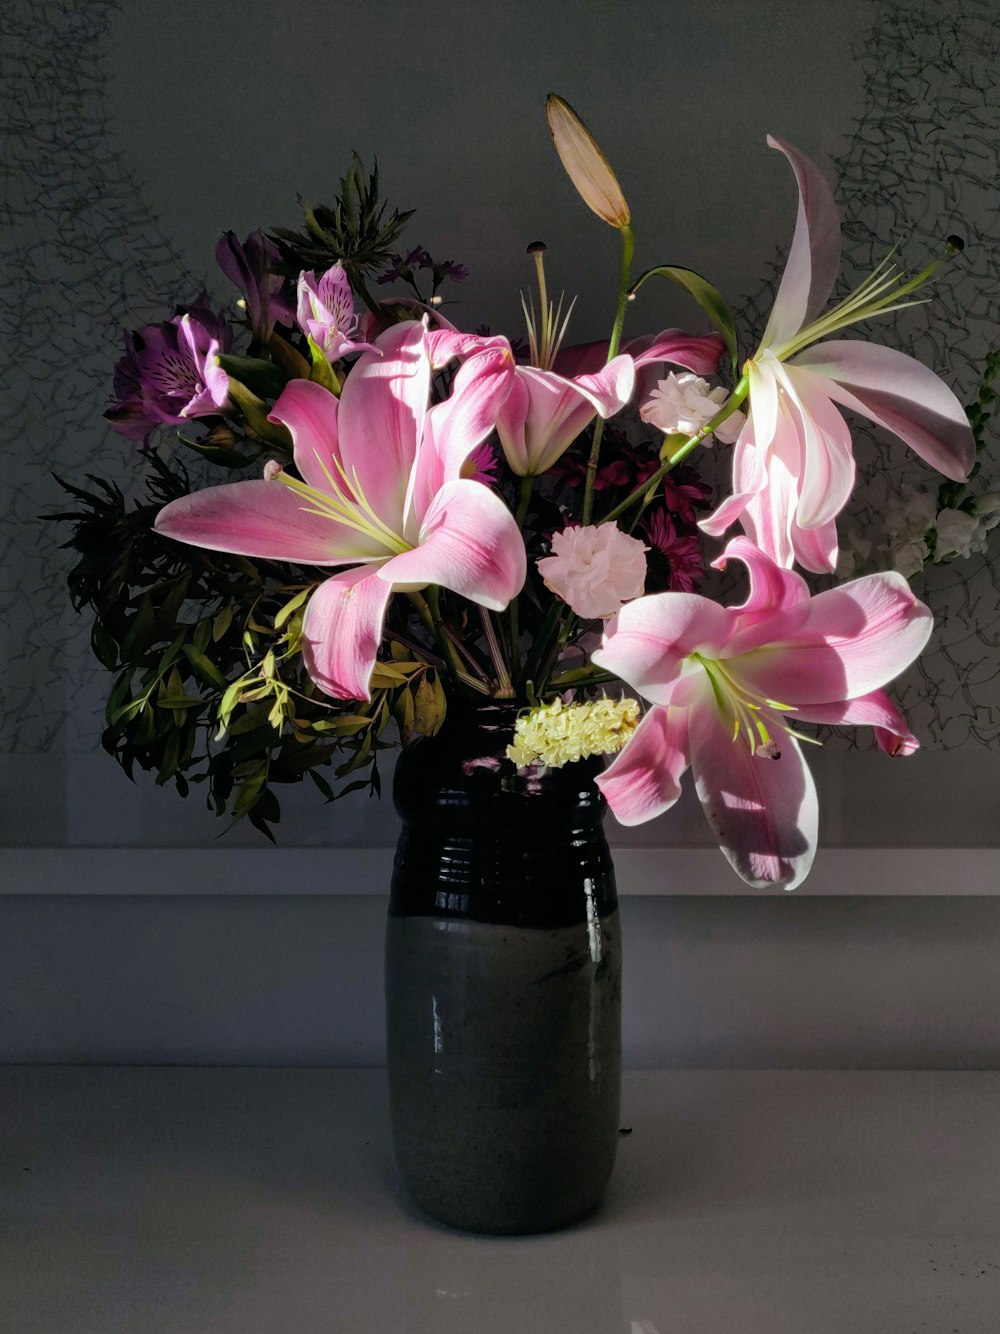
[386,704,622,1234]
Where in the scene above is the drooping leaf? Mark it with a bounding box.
[630,264,739,372]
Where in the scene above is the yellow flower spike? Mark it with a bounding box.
[507,696,640,769]
[546,93,631,228]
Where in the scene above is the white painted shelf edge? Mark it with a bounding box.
[2,846,998,895]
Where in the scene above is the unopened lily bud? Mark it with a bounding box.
[545,93,630,228]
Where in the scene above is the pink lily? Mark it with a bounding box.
[591,537,931,888]
[554,328,726,408]
[155,321,525,700]
[701,137,975,573]
[495,349,636,477]
[492,329,723,477]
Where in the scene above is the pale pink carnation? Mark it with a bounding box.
[537,524,648,619]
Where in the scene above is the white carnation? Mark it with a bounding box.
[639,372,745,446]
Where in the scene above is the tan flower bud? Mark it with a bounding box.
[546,93,631,228]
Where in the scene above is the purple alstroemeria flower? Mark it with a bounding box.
[216,229,295,343]
[376,248,434,285]
[295,262,380,362]
[106,293,232,442]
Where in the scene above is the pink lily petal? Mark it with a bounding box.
[789,689,919,756]
[569,353,637,415]
[730,570,933,704]
[154,477,380,564]
[746,356,780,452]
[496,355,634,477]
[379,478,526,611]
[627,330,726,375]
[337,321,431,522]
[425,325,508,368]
[792,340,975,482]
[776,362,856,529]
[789,515,840,574]
[268,378,344,494]
[553,333,724,413]
[591,593,732,705]
[760,136,841,349]
[595,705,690,825]
[711,536,810,626]
[302,565,394,701]
[494,369,599,477]
[492,373,530,474]
[689,693,818,890]
[698,423,767,537]
[407,344,514,531]
[735,400,803,570]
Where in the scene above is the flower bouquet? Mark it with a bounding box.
[54,95,995,1231]
[57,95,992,887]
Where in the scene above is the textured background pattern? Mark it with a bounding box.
[1,0,997,772]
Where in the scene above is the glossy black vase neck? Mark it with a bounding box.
[390,701,617,929]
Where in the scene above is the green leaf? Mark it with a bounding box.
[226,378,293,447]
[157,633,187,674]
[310,714,372,735]
[182,643,228,690]
[179,436,259,469]
[216,353,289,400]
[212,605,235,642]
[119,595,156,661]
[307,339,341,394]
[307,768,337,802]
[273,586,312,630]
[630,264,739,373]
[91,621,119,669]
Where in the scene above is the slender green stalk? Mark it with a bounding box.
[602,373,750,526]
[480,609,515,698]
[582,223,634,524]
[548,664,617,689]
[409,590,489,695]
[522,599,565,692]
[508,476,534,676]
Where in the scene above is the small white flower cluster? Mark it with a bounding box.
[639,372,746,445]
[883,486,939,578]
[507,695,641,770]
[837,485,1000,581]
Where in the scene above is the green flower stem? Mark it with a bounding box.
[548,664,617,689]
[537,611,578,693]
[480,609,515,698]
[601,372,750,526]
[522,599,565,692]
[508,476,534,674]
[420,588,490,695]
[582,223,634,525]
[352,271,381,318]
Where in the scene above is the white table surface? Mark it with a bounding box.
[2,1068,999,1333]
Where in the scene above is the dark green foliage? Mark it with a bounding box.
[48,454,403,840]
[272,154,414,299]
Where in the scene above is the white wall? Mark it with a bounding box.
[2,0,999,1065]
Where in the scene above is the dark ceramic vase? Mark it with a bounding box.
[385,702,622,1234]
